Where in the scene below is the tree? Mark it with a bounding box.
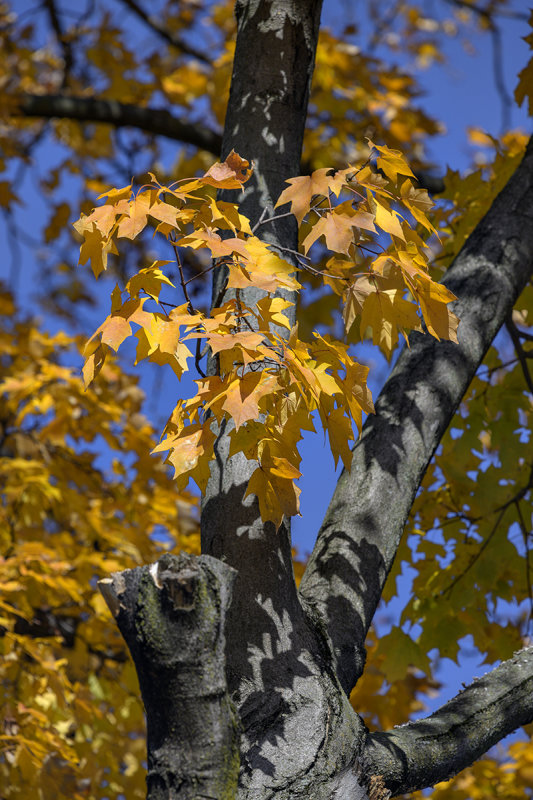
[1,1,533,798]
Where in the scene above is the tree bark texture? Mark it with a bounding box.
[98,553,240,800]
[86,2,533,797]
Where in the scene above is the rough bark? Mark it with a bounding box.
[197,4,380,798]
[98,553,239,800]
[202,0,322,699]
[364,645,533,795]
[299,133,533,695]
[77,4,533,798]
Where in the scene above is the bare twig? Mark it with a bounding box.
[490,25,513,133]
[506,316,533,394]
[43,0,73,88]
[444,0,529,23]
[515,500,533,631]
[117,0,211,63]
[252,210,295,233]
[441,506,508,597]
[441,463,533,597]
[195,335,206,378]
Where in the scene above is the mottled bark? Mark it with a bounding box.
[201,0,322,701]
[98,553,239,800]
[364,646,533,796]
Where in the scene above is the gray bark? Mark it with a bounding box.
[364,646,533,795]
[202,0,322,702]
[98,553,240,800]
[74,2,533,797]
[199,5,378,798]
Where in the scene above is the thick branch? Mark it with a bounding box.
[300,135,533,694]
[98,553,239,800]
[363,646,533,796]
[16,94,222,154]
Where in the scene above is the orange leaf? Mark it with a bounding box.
[200,150,252,189]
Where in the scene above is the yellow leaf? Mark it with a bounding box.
[374,201,405,240]
[126,262,174,301]
[415,276,459,342]
[75,226,119,278]
[369,139,416,184]
[117,192,151,239]
[221,372,279,430]
[97,183,132,203]
[326,406,354,469]
[275,168,345,225]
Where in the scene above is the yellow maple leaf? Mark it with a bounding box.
[126,262,174,301]
[275,168,346,224]
[369,139,416,184]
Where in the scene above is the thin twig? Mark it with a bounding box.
[441,464,533,597]
[43,0,73,88]
[195,335,206,378]
[515,500,533,632]
[252,210,295,232]
[441,506,507,597]
[490,25,513,133]
[443,0,528,23]
[512,322,533,342]
[506,317,533,394]
[117,0,211,63]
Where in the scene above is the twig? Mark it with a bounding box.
[117,0,211,63]
[441,506,507,597]
[43,0,73,88]
[443,0,528,23]
[511,322,533,342]
[252,210,294,233]
[171,239,196,315]
[183,262,217,287]
[506,317,533,394]
[515,500,533,632]
[490,25,513,133]
[441,463,533,597]
[195,335,206,378]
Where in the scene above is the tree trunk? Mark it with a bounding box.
[98,2,533,797]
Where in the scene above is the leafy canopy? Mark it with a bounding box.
[1,2,533,798]
[75,144,457,527]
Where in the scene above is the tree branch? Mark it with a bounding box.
[43,0,73,87]
[117,0,211,63]
[299,135,533,695]
[506,315,533,394]
[16,93,222,154]
[16,95,448,194]
[98,552,239,800]
[363,645,533,796]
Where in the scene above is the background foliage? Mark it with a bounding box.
[0,1,532,797]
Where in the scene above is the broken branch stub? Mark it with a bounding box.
[98,552,239,800]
